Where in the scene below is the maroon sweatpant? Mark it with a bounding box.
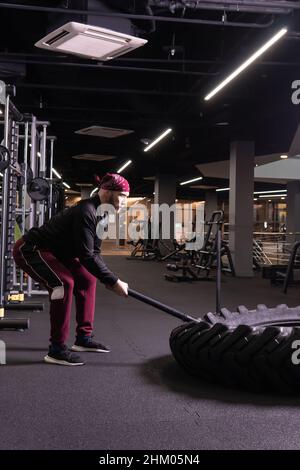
[13,237,97,344]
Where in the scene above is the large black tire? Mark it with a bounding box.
[169,304,300,393]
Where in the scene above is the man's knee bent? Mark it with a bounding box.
[75,273,97,291]
[51,277,74,301]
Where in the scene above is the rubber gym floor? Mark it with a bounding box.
[1,255,300,450]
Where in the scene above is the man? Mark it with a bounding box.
[13,173,129,366]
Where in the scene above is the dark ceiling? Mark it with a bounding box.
[1,0,300,197]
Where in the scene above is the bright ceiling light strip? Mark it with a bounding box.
[144,128,172,152]
[180,176,203,186]
[52,168,62,179]
[0,172,3,177]
[259,194,286,198]
[204,27,288,101]
[63,182,71,189]
[216,188,287,194]
[254,189,287,195]
[117,159,132,173]
[90,187,98,197]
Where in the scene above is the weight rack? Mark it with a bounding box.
[0,81,43,330]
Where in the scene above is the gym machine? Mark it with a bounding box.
[127,218,185,262]
[13,119,62,297]
[0,82,44,330]
[265,241,300,293]
[256,239,300,289]
[165,211,235,282]
[127,211,223,317]
[127,237,159,261]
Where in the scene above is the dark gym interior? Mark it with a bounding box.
[1,0,300,457]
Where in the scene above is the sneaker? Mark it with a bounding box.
[44,344,85,366]
[71,336,110,353]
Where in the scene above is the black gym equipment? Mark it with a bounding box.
[0,82,43,330]
[258,240,300,290]
[165,211,235,282]
[0,318,29,331]
[127,217,157,261]
[159,240,186,262]
[128,237,183,262]
[128,288,300,393]
[127,217,185,262]
[27,176,50,202]
[127,237,159,261]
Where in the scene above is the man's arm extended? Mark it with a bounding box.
[74,205,118,286]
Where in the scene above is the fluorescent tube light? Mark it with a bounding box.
[204,28,287,101]
[63,182,71,189]
[254,189,287,195]
[259,194,286,198]
[117,159,132,173]
[180,176,203,186]
[90,187,98,197]
[144,128,172,152]
[52,168,62,179]
[216,188,287,195]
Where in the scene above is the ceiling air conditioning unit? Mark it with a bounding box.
[75,126,134,138]
[72,154,116,162]
[35,21,148,61]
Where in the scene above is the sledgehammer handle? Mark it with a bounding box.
[128,288,197,323]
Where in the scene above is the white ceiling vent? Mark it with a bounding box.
[75,126,134,138]
[72,154,116,162]
[35,22,147,61]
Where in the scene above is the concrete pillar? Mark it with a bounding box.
[205,191,218,221]
[229,141,254,277]
[81,187,91,200]
[154,174,176,244]
[286,181,300,243]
